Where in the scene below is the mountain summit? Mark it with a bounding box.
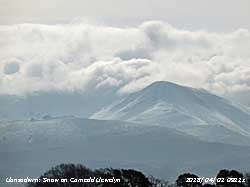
[92,81,250,146]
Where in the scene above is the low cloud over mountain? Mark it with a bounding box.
[0,21,250,103]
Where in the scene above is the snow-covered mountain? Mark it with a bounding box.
[1,81,250,183]
[2,80,249,147]
[92,81,250,146]
[1,117,250,181]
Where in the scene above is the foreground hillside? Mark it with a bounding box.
[1,117,250,181]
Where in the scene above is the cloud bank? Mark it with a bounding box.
[0,21,250,98]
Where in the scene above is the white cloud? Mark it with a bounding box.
[0,21,249,99]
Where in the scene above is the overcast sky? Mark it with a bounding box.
[1,0,250,31]
[0,1,250,105]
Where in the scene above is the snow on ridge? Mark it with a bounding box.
[91,81,250,146]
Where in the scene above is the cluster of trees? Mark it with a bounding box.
[27,163,250,187]
[27,163,152,187]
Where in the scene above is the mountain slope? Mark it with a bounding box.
[1,117,250,181]
[92,81,250,146]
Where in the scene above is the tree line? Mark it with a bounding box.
[26,163,250,187]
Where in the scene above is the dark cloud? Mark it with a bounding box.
[3,60,20,75]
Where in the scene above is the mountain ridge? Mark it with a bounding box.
[92,81,250,146]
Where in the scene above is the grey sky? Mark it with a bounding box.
[1,0,250,31]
